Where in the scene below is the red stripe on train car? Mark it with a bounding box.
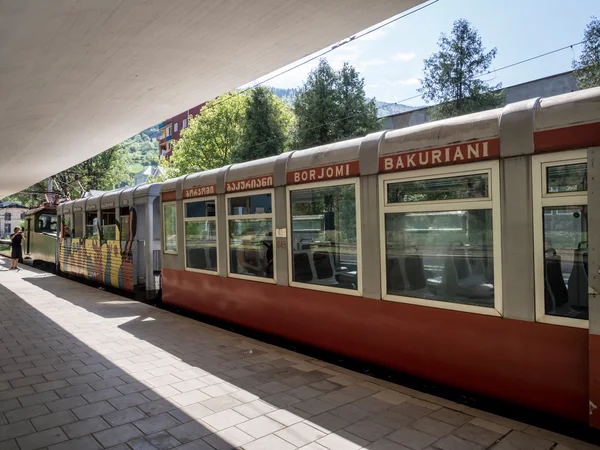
[162,269,588,423]
[162,191,176,201]
[590,334,600,428]
[534,122,600,152]
[379,138,500,173]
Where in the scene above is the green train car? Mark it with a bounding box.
[22,205,58,270]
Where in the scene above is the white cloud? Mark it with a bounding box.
[393,52,416,62]
[357,29,386,41]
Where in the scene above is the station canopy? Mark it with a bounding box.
[0,0,423,198]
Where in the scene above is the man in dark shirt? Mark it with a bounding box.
[9,227,25,270]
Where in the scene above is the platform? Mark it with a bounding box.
[0,259,596,450]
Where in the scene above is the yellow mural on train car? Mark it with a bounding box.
[59,210,136,292]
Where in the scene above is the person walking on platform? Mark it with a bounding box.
[9,227,25,270]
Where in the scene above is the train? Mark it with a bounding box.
[8,87,600,429]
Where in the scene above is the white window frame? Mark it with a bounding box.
[174,122,179,133]
[532,148,589,329]
[379,160,502,317]
[162,201,178,255]
[226,188,276,284]
[183,118,188,129]
[286,178,362,296]
[183,197,218,275]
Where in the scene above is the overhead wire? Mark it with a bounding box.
[225,40,587,154]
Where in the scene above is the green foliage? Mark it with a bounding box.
[120,126,160,175]
[233,87,294,163]
[293,59,380,149]
[420,19,505,120]
[573,17,600,89]
[157,92,248,181]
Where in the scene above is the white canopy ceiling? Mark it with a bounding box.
[0,0,423,197]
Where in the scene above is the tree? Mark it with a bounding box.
[233,87,294,163]
[573,17,600,89]
[337,63,379,139]
[158,92,248,180]
[294,60,341,148]
[419,19,504,120]
[293,59,381,149]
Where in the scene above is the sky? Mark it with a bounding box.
[242,0,599,107]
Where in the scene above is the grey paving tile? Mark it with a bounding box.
[243,434,296,450]
[55,383,94,398]
[126,435,161,449]
[387,427,437,450]
[411,417,456,438]
[93,423,144,447]
[48,434,103,450]
[6,403,50,423]
[46,395,88,413]
[9,375,46,388]
[428,408,473,427]
[329,403,371,423]
[167,420,213,442]
[317,430,369,450]
[145,430,183,450]
[134,412,181,435]
[0,420,37,441]
[62,416,111,439]
[82,387,122,403]
[200,394,241,413]
[202,409,248,431]
[392,402,436,420]
[138,399,177,416]
[16,426,68,450]
[31,409,78,431]
[491,430,554,450]
[0,438,21,450]
[89,376,126,391]
[237,415,285,439]
[454,423,504,446]
[276,421,328,447]
[369,438,413,449]
[18,389,59,407]
[108,392,149,410]
[432,434,484,450]
[295,398,336,416]
[344,419,392,442]
[288,386,322,400]
[307,411,351,433]
[72,400,116,420]
[173,439,214,449]
[33,379,69,393]
[369,410,415,430]
[0,399,21,414]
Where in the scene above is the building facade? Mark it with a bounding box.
[0,202,28,237]
[133,167,164,186]
[383,71,578,130]
[158,103,205,159]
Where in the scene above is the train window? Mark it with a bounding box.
[387,173,489,203]
[380,162,502,316]
[229,193,272,215]
[227,190,275,283]
[62,215,73,238]
[37,214,58,233]
[533,150,588,327]
[101,210,117,241]
[163,202,177,254]
[184,199,217,273]
[86,212,99,239]
[288,181,361,294]
[73,212,83,239]
[120,207,131,241]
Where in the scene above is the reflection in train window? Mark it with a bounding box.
[387,173,489,204]
[228,192,274,281]
[185,199,217,272]
[382,164,500,314]
[86,212,99,239]
[289,183,358,291]
[543,206,588,320]
[62,215,73,238]
[229,194,272,215]
[37,214,58,233]
[546,163,587,193]
[163,203,177,253]
[120,207,131,241]
[101,210,117,240]
[385,210,494,308]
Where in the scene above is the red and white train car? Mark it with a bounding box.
[160,88,600,427]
